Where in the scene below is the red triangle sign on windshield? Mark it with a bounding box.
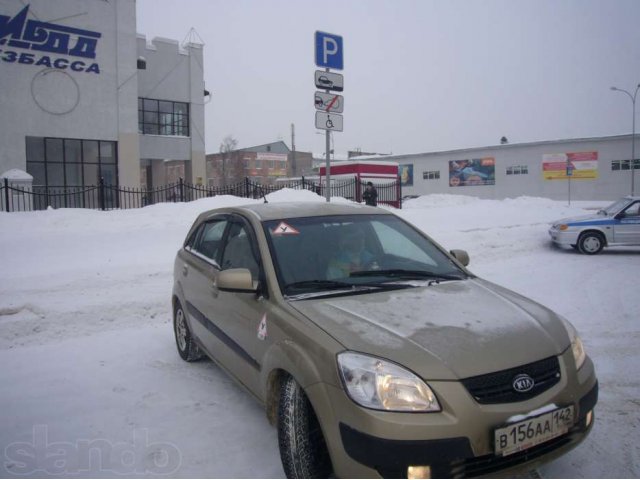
[272,222,300,235]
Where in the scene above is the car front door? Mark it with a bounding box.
[202,215,269,394]
[613,201,640,244]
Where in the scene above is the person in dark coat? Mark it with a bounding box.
[363,181,378,206]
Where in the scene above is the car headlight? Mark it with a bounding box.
[571,335,586,370]
[337,352,441,412]
[561,317,586,370]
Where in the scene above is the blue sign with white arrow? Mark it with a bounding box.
[315,31,343,70]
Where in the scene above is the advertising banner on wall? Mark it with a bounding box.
[257,152,288,177]
[542,151,598,180]
[400,164,413,186]
[448,158,495,187]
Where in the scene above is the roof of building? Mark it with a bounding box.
[351,133,640,162]
[241,141,291,154]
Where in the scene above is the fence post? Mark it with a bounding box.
[397,176,402,209]
[179,177,184,202]
[355,176,362,203]
[244,177,250,198]
[99,177,106,211]
[3,178,9,213]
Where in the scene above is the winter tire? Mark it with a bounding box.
[278,375,332,478]
[578,232,605,255]
[173,300,203,362]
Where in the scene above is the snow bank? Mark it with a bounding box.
[0,194,637,478]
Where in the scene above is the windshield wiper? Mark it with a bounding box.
[284,279,355,291]
[284,278,416,295]
[350,269,466,281]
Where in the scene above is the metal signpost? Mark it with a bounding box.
[567,161,574,205]
[315,31,344,202]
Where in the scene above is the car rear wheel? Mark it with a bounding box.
[578,232,605,255]
[278,375,332,478]
[173,300,203,362]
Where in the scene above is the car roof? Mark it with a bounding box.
[200,201,388,222]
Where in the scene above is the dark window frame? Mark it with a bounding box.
[422,170,440,180]
[138,97,190,137]
[25,136,119,188]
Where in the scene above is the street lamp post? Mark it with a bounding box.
[610,84,640,196]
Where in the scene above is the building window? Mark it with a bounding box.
[422,170,440,180]
[612,159,640,171]
[26,136,118,187]
[506,165,528,175]
[138,98,189,136]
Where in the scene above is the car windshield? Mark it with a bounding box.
[263,214,467,298]
[601,198,630,215]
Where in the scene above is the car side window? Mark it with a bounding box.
[191,219,228,264]
[622,202,640,217]
[220,222,260,280]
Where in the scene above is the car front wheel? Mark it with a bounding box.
[173,300,203,362]
[578,232,605,255]
[278,375,332,478]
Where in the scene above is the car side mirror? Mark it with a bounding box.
[450,249,470,267]
[217,268,258,293]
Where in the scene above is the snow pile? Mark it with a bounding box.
[0,193,637,478]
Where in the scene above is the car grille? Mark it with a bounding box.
[461,356,561,404]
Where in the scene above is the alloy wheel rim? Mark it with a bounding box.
[176,309,187,351]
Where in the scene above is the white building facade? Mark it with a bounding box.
[371,135,640,201]
[0,0,206,190]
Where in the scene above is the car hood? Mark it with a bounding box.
[289,279,570,380]
[552,213,609,225]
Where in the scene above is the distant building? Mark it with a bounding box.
[0,0,207,190]
[206,141,314,187]
[348,149,391,159]
[362,134,640,201]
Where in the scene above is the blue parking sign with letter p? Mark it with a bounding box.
[315,31,343,70]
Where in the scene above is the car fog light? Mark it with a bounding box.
[407,466,431,479]
[586,410,593,427]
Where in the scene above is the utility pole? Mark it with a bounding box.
[610,84,640,196]
[291,123,296,177]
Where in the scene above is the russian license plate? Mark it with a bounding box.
[494,405,574,457]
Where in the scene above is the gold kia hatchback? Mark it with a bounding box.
[172,202,597,479]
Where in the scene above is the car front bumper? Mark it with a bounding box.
[307,350,598,478]
[548,227,581,246]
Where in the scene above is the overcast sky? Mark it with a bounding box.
[136,0,640,157]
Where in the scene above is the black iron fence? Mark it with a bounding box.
[1,176,402,213]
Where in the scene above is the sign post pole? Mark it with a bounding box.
[566,161,573,206]
[325,67,331,202]
[314,31,343,203]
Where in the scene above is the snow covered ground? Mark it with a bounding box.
[0,191,638,478]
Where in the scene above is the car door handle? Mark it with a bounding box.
[182,264,189,276]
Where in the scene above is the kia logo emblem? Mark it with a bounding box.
[512,374,535,393]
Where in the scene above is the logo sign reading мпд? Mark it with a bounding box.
[0,5,102,74]
[315,31,343,70]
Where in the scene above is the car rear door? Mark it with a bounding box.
[179,216,230,353]
[199,215,270,394]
